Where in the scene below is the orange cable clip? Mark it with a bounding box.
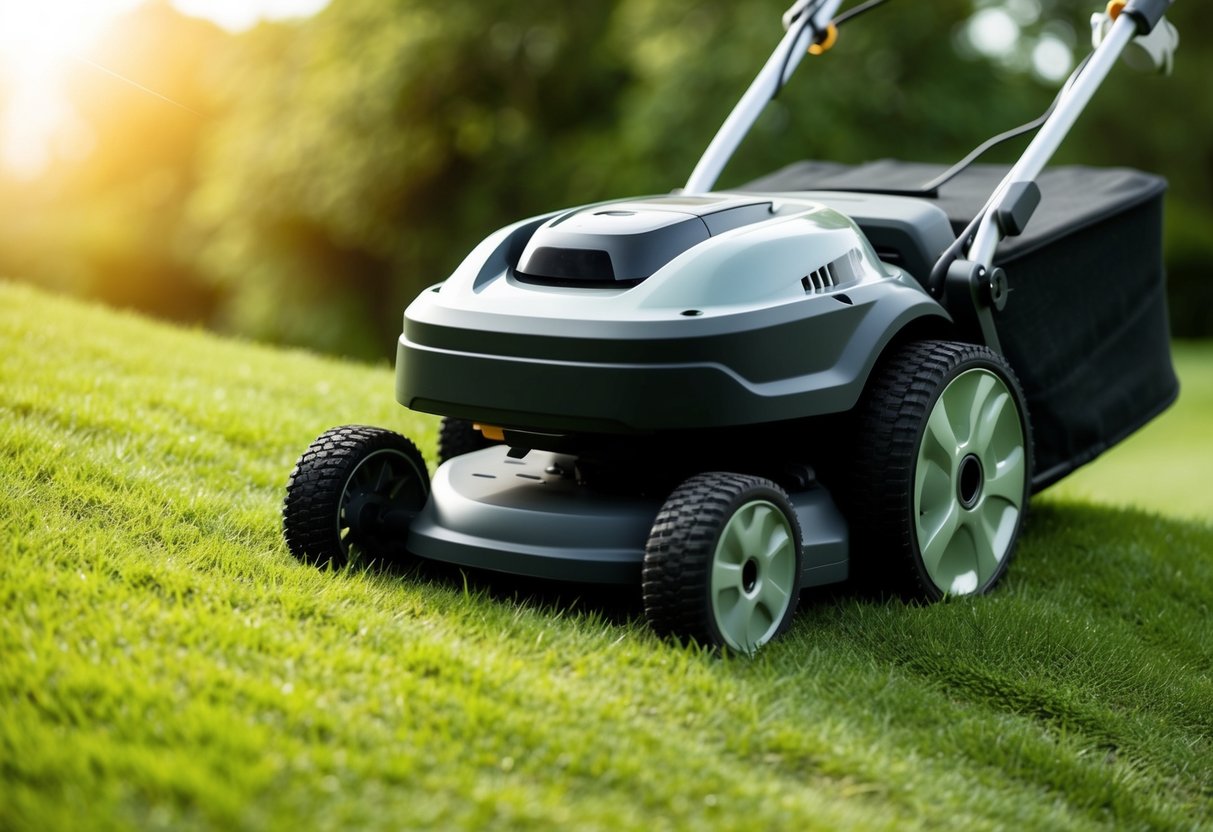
[808,22,838,56]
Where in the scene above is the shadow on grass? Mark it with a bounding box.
[347,499,1213,649]
[378,554,648,628]
[360,544,889,638]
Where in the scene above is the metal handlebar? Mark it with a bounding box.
[684,0,843,194]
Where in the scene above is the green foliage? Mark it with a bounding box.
[1,1,1210,356]
[2,283,1212,830]
[197,0,1213,355]
[189,0,630,357]
[0,3,226,324]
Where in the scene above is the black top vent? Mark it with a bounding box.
[515,196,772,285]
[521,247,615,282]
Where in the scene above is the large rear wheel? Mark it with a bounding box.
[437,417,495,465]
[849,340,1031,600]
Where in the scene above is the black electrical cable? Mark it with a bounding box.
[833,0,894,27]
[773,0,827,98]
[778,1,1090,198]
[771,0,897,98]
[925,52,1095,297]
[919,53,1094,194]
[774,0,888,99]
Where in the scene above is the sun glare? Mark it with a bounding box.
[0,0,330,178]
[0,2,122,67]
[0,1,139,178]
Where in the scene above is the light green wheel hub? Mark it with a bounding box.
[709,500,797,652]
[914,368,1026,595]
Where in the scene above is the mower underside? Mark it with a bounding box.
[407,446,849,586]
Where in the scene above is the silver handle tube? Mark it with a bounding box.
[966,11,1139,267]
[684,0,842,194]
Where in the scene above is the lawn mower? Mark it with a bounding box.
[283,0,1180,652]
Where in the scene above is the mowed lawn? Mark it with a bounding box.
[1,281,1210,831]
[1045,340,1213,522]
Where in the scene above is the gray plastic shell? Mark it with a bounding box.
[791,191,954,284]
[398,278,946,432]
[397,193,953,434]
[407,446,849,585]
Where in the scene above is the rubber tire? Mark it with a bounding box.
[846,340,1032,601]
[283,425,429,568]
[437,417,493,465]
[642,472,803,652]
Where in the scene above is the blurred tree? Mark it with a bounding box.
[0,1,226,324]
[2,0,1208,357]
[189,0,630,358]
[603,0,1046,187]
[194,0,1210,358]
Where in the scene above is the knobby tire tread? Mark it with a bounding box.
[642,472,801,648]
[283,425,425,567]
[437,417,492,464]
[846,340,1030,601]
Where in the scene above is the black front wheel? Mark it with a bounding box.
[283,425,429,568]
[642,472,803,653]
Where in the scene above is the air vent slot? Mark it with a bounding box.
[801,263,836,293]
[801,249,861,294]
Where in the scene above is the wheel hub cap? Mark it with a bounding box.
[914,368,1026,596]
[709,500,797,652]
[338,449,426,563]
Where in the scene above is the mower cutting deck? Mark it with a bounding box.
[406,445,849,587]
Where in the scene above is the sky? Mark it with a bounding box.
[167,0,330,33]
[0,0,331,177]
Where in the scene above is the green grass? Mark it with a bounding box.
[1045,341,1213,521]
[1,281,1210,831]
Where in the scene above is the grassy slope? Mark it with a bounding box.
[1045,340,1213,521]
[1,282,1210,831]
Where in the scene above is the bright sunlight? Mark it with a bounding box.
[0,0,328,178]
[0,0,138,176]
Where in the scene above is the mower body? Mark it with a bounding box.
[283,0,1180,650]
[393,163,1175,586]
[395,190,957,585]
[398,192,950,437]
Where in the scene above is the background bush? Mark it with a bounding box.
[1,0,1208,360]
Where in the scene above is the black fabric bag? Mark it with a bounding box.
[741,160,1178,488]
